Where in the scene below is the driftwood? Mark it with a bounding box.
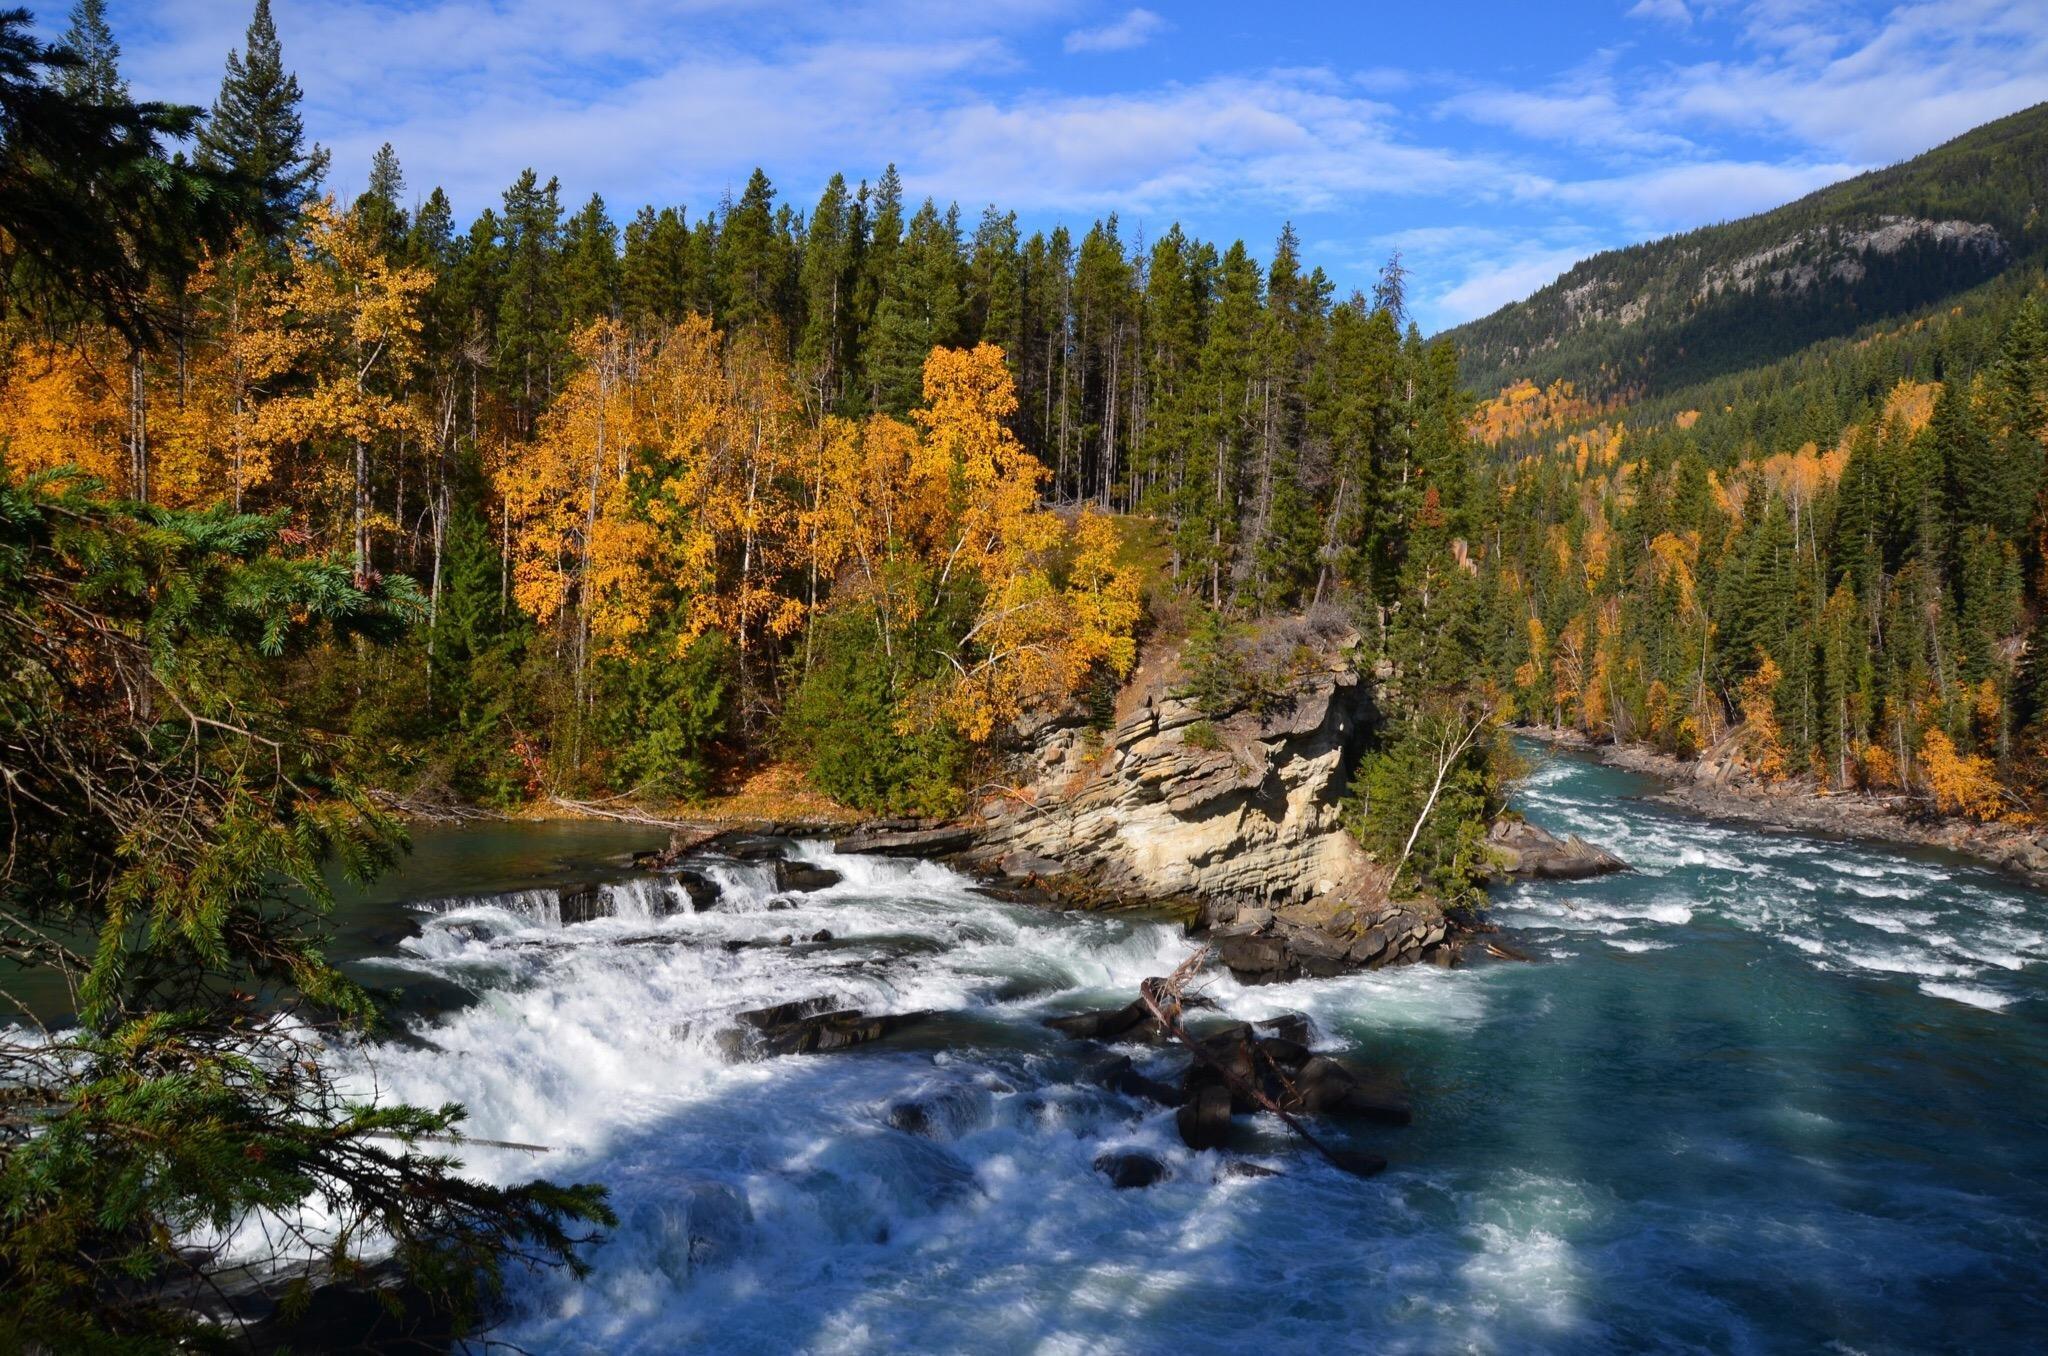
[1137,948,1382,1178]
[546,796,715,831]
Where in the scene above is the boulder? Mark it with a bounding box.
[1045,999,1158,1043]
[1217,933,1293,983]
[672,869,720,911]
[246,1263,452,1355]
[1092,1055,1184,1107]
[557,881,606,925]
[886,1080,995,1141]
[1487,819,1627,879]
[1094,1151,1170,1189]
[1218,1159,1281,1181]
[776,861,843,893]
[1286,1055,1412,1125]
[1176,1083,1233,1150]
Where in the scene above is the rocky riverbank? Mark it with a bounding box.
[1516,725,2048,888]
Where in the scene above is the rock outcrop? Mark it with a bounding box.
[1483,819,1627,880]
[960,616,1439,976]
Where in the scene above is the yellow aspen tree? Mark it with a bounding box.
[1740,654,1787,780]
[0,339,126,485]
[152,242,290,510]
[256,199,432,576]
[1919,729,2007,820]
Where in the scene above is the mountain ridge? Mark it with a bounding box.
[1443,101,2048,398]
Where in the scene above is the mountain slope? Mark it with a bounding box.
[1444,102,2048,398]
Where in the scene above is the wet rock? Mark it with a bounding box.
[735,996,842,1030]
[1219,1159,1282,1180]
[1285,927,1353,979]
[637,1182,753,1277]
[1253,1012,1314,1046]
[557,880,606,925]
[1330,1149,1389,1178]
[246,1262,452,1355]
[776,861,843,893]
[811,929,834,943]
[1285,1055,1412,1125]
[885,1080,995,1140]
[1092,1055,1185,1107]
[719,835,790,862]
[672,869,719,911]
[1044,999,1158,1043]
[1176,1083,1233,1150]
[998,851,1069,879]
[1094,1151,1170,1189]
[1217,932,1293,984]
[754,1008,932,1056]
[834,824,978,856]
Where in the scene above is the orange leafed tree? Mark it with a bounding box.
[1919,728,2008,821]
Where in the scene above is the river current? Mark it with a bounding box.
[319,744,2048,1353]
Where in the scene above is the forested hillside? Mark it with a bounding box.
[1460,228,2048,820]
[1445,101,2048,399]
[0,2,1481,836]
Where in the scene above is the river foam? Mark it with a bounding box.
[282,745,2048,1351]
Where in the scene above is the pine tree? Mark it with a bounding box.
[197,0,329,233]
[56,0,125,105]
[797,174,856,409]
[622,204,696,334]
[719,168,785,333]
[559,192,621,326]
[352,142,407,255]
[496,169,565,434]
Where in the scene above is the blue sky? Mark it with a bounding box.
[43,0,2048,332]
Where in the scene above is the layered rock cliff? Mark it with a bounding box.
[957,616,1464,978]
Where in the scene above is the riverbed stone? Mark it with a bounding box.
[1094,1151,1170,1189]
[776,861,843,893]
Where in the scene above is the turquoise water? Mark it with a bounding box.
[302,747,2048,1352]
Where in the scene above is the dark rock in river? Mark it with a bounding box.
[1045,999,1159,1043]
[1092,1054,1185,1107]
[1176,1083,1234,1150]
[776,861,843,892]
[724,1005,933,1059]
[1094,1151,1170,1189]
[885,1079,995,1141]
[835,824,979,857]
[673,868,720,911]
[557,880,606,925]
[245,1261,453,1355]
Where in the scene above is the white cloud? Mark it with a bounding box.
[1437,86,1694,154]
[1063,8,1167,55]
[1546,158,1863,231]
[1626,0,1693,27]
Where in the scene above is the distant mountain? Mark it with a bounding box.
[1443,102,2048,399]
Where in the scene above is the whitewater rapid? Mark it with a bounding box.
[322,748,2048,1352]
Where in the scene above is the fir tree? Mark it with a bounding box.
[197,0,330,232]
[56,0,125,105]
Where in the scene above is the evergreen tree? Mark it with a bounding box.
[797,174,857,409]
[352,142,407,255]
[719,168,786,333]
[559,192,621,325]
[56,0,124,105]
[496,169,565,433]
[197,0,329,233]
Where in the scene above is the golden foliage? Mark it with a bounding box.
[0,341,125,485]
[1919,728,2006,821]
[1739,654,1787,781]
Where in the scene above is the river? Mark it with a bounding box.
[313,743,2048,1353]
